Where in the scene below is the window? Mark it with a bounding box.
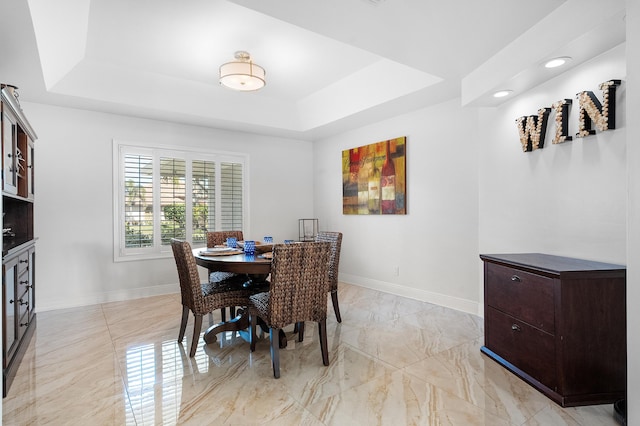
[114,142,246,261]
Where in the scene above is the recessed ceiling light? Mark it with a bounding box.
[493,90,513,98]
[544,57,572,69]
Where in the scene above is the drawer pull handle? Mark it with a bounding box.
[511,324,521,332]
[19,259,29,264]
[511,275,521,282]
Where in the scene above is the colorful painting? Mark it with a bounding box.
[342,136,406,215]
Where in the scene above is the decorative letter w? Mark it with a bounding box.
[516,108,551,152]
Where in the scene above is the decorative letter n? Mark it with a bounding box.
[576,79,621,138]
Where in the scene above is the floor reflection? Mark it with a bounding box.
[2,284,619,425]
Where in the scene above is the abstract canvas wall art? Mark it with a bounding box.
[342,136,406,215]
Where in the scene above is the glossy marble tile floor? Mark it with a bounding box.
[3,283,618,425]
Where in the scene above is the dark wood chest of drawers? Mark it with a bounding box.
[480,253,626,407]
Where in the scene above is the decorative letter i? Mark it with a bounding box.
[551,99,572,144]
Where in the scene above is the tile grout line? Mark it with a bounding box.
[100,302,140,426]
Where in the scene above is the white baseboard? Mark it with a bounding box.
[36,283,179,312]
[340,273,482,317]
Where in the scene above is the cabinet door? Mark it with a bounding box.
[2,259,19,365]
[27,248,35,317]
[27,139,35,199]
[2,108,18,194]
[485,262,555,332]
[485,307,556,389]
[17,254,31,333]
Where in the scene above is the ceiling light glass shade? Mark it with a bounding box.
[544,57,572,68]
[493,90,513,98]
[219,51,266,91]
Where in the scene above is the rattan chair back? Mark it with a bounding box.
[266,241,331,329]
[315,231,343,322]
[206,230,244,248]
[314,232,342,293]
[171,239,204,312]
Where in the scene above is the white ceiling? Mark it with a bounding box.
[0,0,626,140]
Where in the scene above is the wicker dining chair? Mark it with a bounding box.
[294,231,343,341]
[315,231,343,322]
[248,242,331,378]
[206,230,244,248]
[171,239,252,357]
[206,230,245,321]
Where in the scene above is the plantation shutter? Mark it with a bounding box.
[191,160,216,244]
[220,162,243,230]
[159,157,186,245]
[116,142,247,260]
[124,154,154,248]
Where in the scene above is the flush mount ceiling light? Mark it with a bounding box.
[544,56,572,69]
[493,90,513,98]
[219,51,266,91]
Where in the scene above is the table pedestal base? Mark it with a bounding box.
[204,309,288,349]
[203,310,250,344]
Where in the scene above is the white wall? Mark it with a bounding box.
[24,104,314,310]
[313,98,480,314]
[312,43,628,321]
[478,44,627,266]
[479,41,630,415]
[477,35,635,418]
[626,0,639,416]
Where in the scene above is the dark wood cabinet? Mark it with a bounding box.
[2,84,37,397]
[480,253,626,407]
[3,242,36,391]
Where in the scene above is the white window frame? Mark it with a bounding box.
[113,140,248,262]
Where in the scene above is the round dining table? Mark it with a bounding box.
[192,248,272,344]
[193,248,272,276]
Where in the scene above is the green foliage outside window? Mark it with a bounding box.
[162,204,186,244]
[125,222,153,248]
[192,203,209,243]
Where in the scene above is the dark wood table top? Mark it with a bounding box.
[192,248,271,275]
